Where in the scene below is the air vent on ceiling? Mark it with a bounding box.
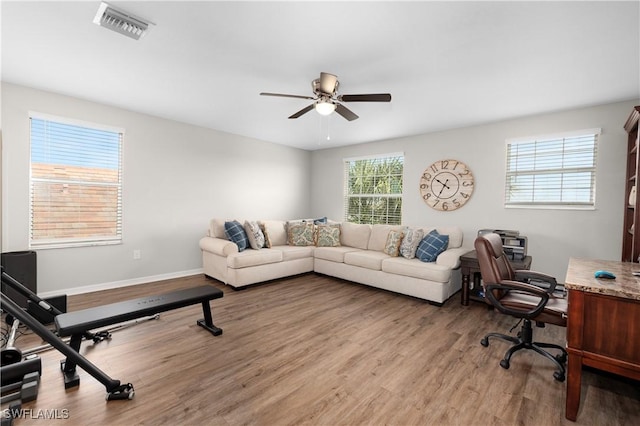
[93,2,154,40]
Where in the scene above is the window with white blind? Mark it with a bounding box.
[504,128,600,209]
[344,154,403,224]
[29,113,124,248]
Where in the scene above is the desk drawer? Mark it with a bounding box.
[581,293,640,365]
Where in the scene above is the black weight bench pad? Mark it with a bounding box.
[55,286,223,337]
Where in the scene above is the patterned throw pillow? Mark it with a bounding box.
[244,220,265,249]
[400,228,425,259]
[259,223,271,248]
[288,222,315,246]
[383,230,404,256]
[224,220,249,252]
[416,229,449,262]
[316,224,341,247]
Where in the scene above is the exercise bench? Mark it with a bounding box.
[55,286,223,390]
[1,267,223,401]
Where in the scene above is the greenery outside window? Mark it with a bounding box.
[505,128,600,209]
[29,113,124,248]
[344,154,403,224]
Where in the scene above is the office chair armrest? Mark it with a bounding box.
[485,281,550,319]
[514,270,559,294]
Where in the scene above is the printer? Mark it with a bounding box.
[477,229,528,261]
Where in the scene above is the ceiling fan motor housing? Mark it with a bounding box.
[312,77,339,96]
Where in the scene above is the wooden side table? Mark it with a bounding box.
[460,250,532,305]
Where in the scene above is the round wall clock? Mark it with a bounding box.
[420,159,474,211]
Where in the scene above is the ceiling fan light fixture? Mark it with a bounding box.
[315,101,336,116]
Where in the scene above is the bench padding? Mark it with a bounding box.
[55,286,223,337]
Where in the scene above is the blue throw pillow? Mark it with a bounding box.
[224,220,249,252]
[416,229,449,262]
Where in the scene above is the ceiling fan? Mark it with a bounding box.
[260,72,391,121]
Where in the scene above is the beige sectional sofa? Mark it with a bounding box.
[199,218,469,305]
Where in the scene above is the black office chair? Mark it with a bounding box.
[474,233,568,381]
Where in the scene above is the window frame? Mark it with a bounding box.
[29,112,124,249]
[343,153,404,225]
[504,128,600,210]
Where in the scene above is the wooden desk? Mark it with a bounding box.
[564,258,640,421]
[459,250,532,305]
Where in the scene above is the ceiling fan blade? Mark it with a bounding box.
[319,72,338,94]
[260,92,316,100]
[288,104,315,119]
[338,93,392,102]
[335,103,359,121]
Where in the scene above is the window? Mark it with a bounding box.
[344,154,403,224]
[504,128,600,209]
[29,113,124,248]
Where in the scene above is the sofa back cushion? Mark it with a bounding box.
[260,220,288,246]
[368,224,405,251]
[340,222,372,249]
[210,218,227,238]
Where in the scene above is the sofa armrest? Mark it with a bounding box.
[199,236,238,257]
[436,247,473,269]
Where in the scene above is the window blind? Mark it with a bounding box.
[29,114,124,248]
[344,154,403,224]
[505,129,600,208]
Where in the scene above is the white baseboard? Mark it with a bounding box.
[37,268,204,298]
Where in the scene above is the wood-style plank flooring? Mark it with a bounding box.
[3,273,639,425]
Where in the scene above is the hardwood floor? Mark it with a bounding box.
[3,273,639,425]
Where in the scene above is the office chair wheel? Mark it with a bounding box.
[480,338,489,347]
[555,353,567,364]
[553,371,565,382]
[500,359,510,369]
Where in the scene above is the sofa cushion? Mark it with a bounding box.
[288,222,315,246]
[416,230,449,262]
[344,250,389,271]
[211,218,244,238]
[244,220,265,249]
[210,218,226,238]
[259,223,272,248]
[224,220,249,252]
[314,246,360,262]
[419,226,463,249]
[400,228,424,259]
[383,229,404,256]
[368,224,405,251]
[261,220,288,246]
[316,224,341,247]
[277,245,314,261]
[382,257,451,283]
[340,222,372,249]
[226,249,283,269]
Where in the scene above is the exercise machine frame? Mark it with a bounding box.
[1,267,223,401]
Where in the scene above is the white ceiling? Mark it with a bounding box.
[2,1,639,151]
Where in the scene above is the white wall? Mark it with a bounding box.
[2,82,636,293]
[1,83,311,294]
[311,100,638,281]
